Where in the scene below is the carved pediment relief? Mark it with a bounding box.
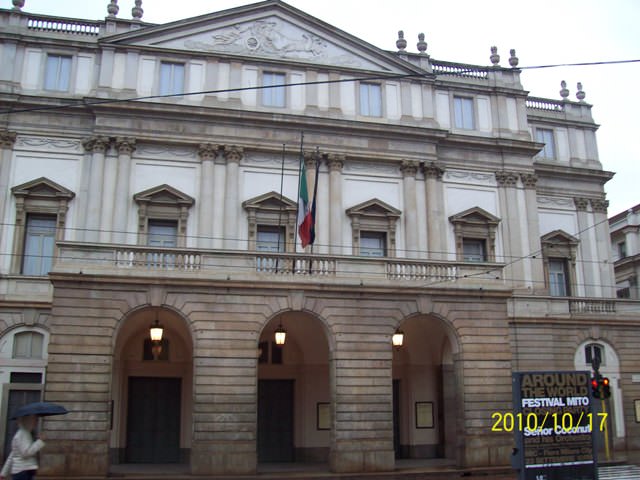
[105,3,416,73]
[346,198,401,219]
[134,184,195,207]
[541,229,579,246]
[449,207,500,227]
[242,191,297,212]
[11,177,75,200]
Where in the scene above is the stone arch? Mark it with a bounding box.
[110,303,194,468]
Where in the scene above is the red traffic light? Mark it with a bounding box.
[591,378,598,388]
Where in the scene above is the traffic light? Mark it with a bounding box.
[601,377,611,399]
[591,377,600,399]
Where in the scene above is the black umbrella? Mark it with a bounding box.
[10,402,68,420]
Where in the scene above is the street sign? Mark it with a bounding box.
[512,371,597,480]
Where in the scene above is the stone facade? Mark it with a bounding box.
[0,1,638,477]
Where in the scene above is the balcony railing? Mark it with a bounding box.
[526,97,565,112]
[430,60,489,80]
[569,299,616,314]
[54,242,505,288]
[26,15,101,36]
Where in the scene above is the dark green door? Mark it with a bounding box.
[126,377,181,463]
[258,379,294,462]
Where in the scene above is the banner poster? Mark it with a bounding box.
[512,371,597,480]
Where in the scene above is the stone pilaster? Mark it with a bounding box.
[573,197,595,297]
[82,136,110,242]
[316,155,330,254]
[328,155,344,255]
[223,146,242,250]
[0,131,17,238]
[400,160,418,258]
[111,138,135,244]
[198,143,219,249]
[423,162,445,260]
[591,198,615,297]
[495,171,524,288]
[519,173,544,291]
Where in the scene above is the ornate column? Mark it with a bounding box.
[401,161,418,258]
[198,143,217,249]
[223,146,242,250]
[591,198,614,298]
[328,155,344,255]
[316,155,330,254]
[111,138,135,244]
[212,149,226,249]
[423,162,445,260]
[495,171,522,287]
[573,197,594,297]
[0,131,17,224]
[520,173,544,291]
[82,136,110,242]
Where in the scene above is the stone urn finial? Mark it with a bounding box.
[396,30,407,52]
[490,46,500,66]
[12,0,25,10]
[508,49,519,68]
[559,80,570,100]
[132,0,143,20]
[107,0,119,17]
[416,33,427,55]
[576,82,586,102]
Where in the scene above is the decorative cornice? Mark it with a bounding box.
[82,136,110,154]
[223,146,243,163]
[520,173,538,189]
[495,170,519,187]
[591,198,609,214]
[400,160,418,178]
[198,143,219,161]
[115,137,136,155]
[573,197,590,212]
[423,162,444,180]
[0,130,17,149]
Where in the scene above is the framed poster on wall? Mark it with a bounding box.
[415,401,434,428]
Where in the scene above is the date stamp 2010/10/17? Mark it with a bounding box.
[490,411,608,433]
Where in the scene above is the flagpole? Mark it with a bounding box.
[275,143,286,272]
[295,132,304,252]
[308,146,320,274]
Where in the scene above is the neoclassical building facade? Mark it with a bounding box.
[0,1,639,477]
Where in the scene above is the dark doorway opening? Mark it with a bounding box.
[258,379,294,462]
[4,388,41,459]
[126,377,181,463]
[393,379,401,458]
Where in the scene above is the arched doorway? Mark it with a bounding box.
[110,306,193,467]
[392,314,459,462]
[574,339,624,452]
[257,311,331,465]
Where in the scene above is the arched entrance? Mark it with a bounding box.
[257,311,331,465]
[574,339,624,451]
[392,314,460,462]
[110,306,193,467]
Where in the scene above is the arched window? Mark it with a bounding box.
[12,331,44,359]
[584,343,604,367]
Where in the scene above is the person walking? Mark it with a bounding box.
[0,414,45,480]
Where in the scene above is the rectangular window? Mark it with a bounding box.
[360,83,382,117]
[535,128,556,159]
[13,332,44,359]
[618,241,627,258]
[159,62,185,96]
[22,215,56,276]
[257,225,285,252]
[462,238,486,262]
[548,258,569,296]
[262,72,286,107]
[360,231,386,257]
[147,220,178,248]
[453,96,474,129]
[44,54,72,91]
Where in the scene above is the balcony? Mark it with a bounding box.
[509,295,639,319]
[52,242,505,289]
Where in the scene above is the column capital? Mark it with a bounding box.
[328,154,344,172]
[82,136,110,153]
[115,137,136,155]
[198,142,220,161]
[423,162,444,180]
[223,145,243,164]
[590,198,609,214]
[573,197,590,211]
[520,173,538,189]
[304,150,321,169]
[0,130,17,148]
[400,160,418,178]
[495,170,519,187]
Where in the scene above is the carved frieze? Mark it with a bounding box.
[17,136,82,152]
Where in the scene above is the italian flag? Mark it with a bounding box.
[297,159,317,248]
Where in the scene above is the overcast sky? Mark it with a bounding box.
[6,0,639,216]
